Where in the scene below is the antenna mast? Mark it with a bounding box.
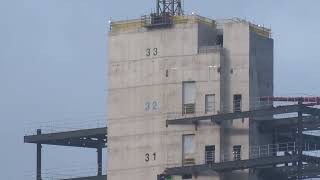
[156,0,183,16]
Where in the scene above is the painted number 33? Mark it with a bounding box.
[146,48,158,57]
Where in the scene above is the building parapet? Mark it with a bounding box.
[110,15,216,32]
[110,16,271,38]
[216,17,272,38]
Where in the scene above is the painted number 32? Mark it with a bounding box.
[146,48,158,57]
[145,101,159,112]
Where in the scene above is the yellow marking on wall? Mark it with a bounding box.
[111,16,216,31]
[250,26,271,38]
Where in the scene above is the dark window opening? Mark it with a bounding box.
[182,174,192,179]
[216,35,223,47]
[157,174,172,180]
[205,145,215,164]
[233,145,242,161]
[205,94,215,114]
[233,94,242,112]
[183,82,196,114]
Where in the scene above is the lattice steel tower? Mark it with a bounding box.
[156,0,183,16]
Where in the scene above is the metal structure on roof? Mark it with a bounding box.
[141,0,184,28]
[156,0,183,16]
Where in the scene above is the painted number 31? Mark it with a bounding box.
[145,152,156,162]
[146,48,158,57]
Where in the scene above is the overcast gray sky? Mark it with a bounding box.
[1,0,320,179]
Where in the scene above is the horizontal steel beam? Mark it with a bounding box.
[165,155,320,176]
[260,165,320,179]
[167,105,320,127]
[167,105,301,126]
[259,116,320,132]
[24,127,107,148]
[61,175,107,180]
[302,106,320,116]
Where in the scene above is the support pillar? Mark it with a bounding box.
[297,99,303,180]
[97,140,103,176]
[36,129,42,180]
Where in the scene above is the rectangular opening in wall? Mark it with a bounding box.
[233,145,241,161]
[205,145,215,164]
[233,94,242,113]
[205,94,215,114]
[157,174,173,180]
[216,34,223,47]
[182,174,192,179]
[183,82,196,114]
[182,134,195,166]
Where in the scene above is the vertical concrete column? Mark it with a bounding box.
[36,129,42,180]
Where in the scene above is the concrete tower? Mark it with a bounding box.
[107,3,273,180]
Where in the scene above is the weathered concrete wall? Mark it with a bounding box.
[219,22,273,180]
[249,31,274,146]
[108,21,222,180]
[220,22,251,180]
[107,17,274,180]
[198,23,217,47]
[248,30,274,180]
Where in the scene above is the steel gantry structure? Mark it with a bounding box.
[164,97,320,180]
[24,127,107,180]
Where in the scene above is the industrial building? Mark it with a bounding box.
[24,1,320,180]
[108,0,273,180]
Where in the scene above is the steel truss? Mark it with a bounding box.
[156,0,183,16]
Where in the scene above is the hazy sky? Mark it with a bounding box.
[1,0,320,179]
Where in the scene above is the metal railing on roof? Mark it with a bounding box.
[110,15,216,31]
[215,17,272,38]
